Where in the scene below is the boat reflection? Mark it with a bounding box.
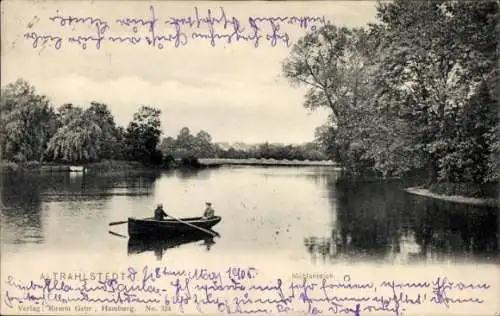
[127,231,219,261]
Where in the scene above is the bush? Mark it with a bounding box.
[85,160,146,173]
[0,161,42,173]
[180,156,201,168]
[428,182,498,198]
[12,153,27,163]
[0,161,19,173]
[24,161,41,170]
[163,154,176,167]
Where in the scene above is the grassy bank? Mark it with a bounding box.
[405,187,498,207]
[0,158,337,175]
[333,172,498,205]
[198,158,338,167]
[425,182,498,199]
[84,160,161,174]
[0,161,65,173]
[0,158,218,175]
[0,160,161,174]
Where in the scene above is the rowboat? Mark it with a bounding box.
[128,216,221,238]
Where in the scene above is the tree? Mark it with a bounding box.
[282,25,376,176]
[159,136,176,155]
[159,128,217,159]
[45,104,102,163]
[193,130,216,158]
[86,102,124,159]
[315,120,338,160]
[57,103,82,126]
[172,127,195,158]
[45,102,125,163]
[0,79,57,162]
[282,25,371,121]
[124,106,162,163]
[373,0,498,182]
[283,0,499,187]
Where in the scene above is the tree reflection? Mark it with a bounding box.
[1,172,160,246]
[304,177,499,264]
[410,196,498,262]
[174,168,213,181]
[334,179,403,261]
[1,173,44,244]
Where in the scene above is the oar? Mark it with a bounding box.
[109,220,128,226]
[206,229,221,237]
[167,214,218,238]
[109,230,127,238]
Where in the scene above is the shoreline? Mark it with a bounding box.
[198,158,339,167]
[0,160,163,174]
[405,187,498,207]
[0,158,338,174]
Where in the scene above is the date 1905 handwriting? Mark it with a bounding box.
[23,6,328,50]
[2,265,491,315]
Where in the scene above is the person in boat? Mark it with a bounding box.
[202,202,215,219]
[154,203,168,220]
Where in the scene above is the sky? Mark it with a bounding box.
[1,1,377,144]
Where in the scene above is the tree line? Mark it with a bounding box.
[0,80,329,166]
[159,127,328,161]
[0,79,164,165]
[213,142,327,161]
[283,0,498,195]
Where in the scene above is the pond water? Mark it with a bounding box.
[1,166,498,267]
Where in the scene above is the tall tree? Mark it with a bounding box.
[174,127,196,158]
[159,136,176,156]
[194,130,216,158]
[45,104,102,163]
[314,121,338,160]
[283,0,498,185]
[373,0,498,182]
[282,25,377,176]
[124,106,162,163]
[282,25,371,121]
[86,102,124,159]
[0,79,57,162]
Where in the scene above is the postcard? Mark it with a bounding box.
[1,0,499,315]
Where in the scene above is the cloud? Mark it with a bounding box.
[26,73,327,143]
[1,1,375,143]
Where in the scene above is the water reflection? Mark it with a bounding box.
[127,232,218,261]
[1,172,159,246]
[410,197,498,262]
[1,173,44,244]
[172,168,213,180]
[304,178,499,264]
[2,167,498,265]
[2,172,159,201]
